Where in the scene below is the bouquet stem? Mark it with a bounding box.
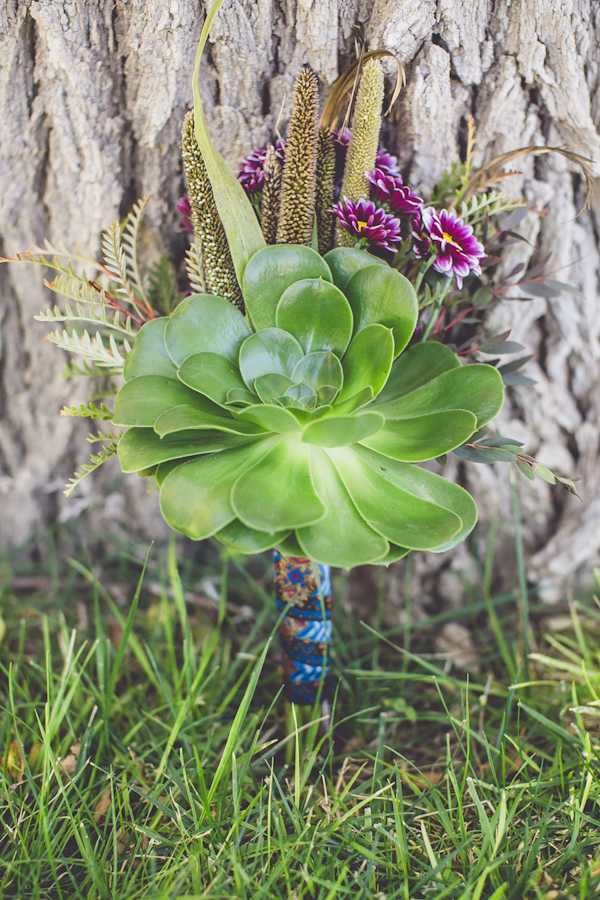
[274,552,332,705]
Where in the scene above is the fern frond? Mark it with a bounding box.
[36,293,136,337]
[64,439,119,498]
[122,196,151,306]
[0,240,102,272]
[47,328,131,368]
[101,221,141,308]
[147,254,179,315]
[60,401,114,420]
[460,192,525,225]
[185,241,205,294]
[87,428,120,443]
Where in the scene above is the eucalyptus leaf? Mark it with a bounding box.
[232,435,326,531]
[165,294,252,365]
[123,318,177,381]
[113,375,221,428]
[160,437,279,540]
[344,265,418,356]
[275,278,353,356]
[242,245,332,331]
[295,448,389,567]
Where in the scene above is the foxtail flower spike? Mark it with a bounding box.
[261,145,283,245]
[277,66,319,246]
[315,129,336,255]
[336,58,385,247]
[181,111,244,310]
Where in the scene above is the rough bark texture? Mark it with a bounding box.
[1,1,599,605]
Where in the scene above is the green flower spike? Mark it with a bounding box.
[114,246,504,568]
[181,111,244,310]
[277,66,319,246]
[336,58,385,248]
[315,129,336,255]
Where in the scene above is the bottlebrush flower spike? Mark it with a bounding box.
[277,66,320,245]
[315,129,336,255]
[336,58,384,247]
[260,145,283,245]
[181,111,243,310]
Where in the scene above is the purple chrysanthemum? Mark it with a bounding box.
[238,140,285,197]
[375,147,400,175]
[330,197,401,252]
[367,169,423,216]
[176,197,194,234]
[414,207,487,288]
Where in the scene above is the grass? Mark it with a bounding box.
[0,530,600,899]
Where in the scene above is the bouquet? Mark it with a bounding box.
[3,1,585,705]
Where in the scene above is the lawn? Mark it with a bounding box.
[0,528,599,899]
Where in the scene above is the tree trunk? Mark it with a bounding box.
[1,1,599,602]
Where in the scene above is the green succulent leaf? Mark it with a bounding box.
[333,386,374,415]
[153,404,265,437]
[276,532,305,556]
[344,265,418,356]
[323,247,387,291]
[216,520,291,554]
[374,341,461,405]
[361,409,478,461]
[372,543,411,566]
[177,352,249,406]
[235,403,301,434]
[232,435,326,532]
[337,324,394,404]
[275,278,353,356]
[254,373,295,404]
[113,375,221,428]
[295,448,389,567]
[242,245,332,331]
[160,437,279,540]
[239,328,304,386]
[329,446,462,550]
[374,363,505,427]
[164,294,252,365]
[291,351,343,397]
[226,388,257,407]
[302,412,384,447]
[283,383,318,410]
[118,427,251,472]
[123,318,178,381]
[354,446,478,552]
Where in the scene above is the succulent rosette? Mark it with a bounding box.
[112,245,504,568]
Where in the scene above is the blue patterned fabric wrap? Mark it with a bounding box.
[274,551,332,705]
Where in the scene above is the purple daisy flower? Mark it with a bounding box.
[415,207,487,288]
[176,197,194,234]
[238,140,285,197]
[367,169,423,216]
[330,197,401,253]
[375,147,401,175]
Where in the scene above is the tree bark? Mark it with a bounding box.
[1,1,599,601]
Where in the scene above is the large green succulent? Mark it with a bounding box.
[113,245,504,567]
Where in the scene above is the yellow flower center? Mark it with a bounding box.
[357,221,367,232]
[442,231,461,248]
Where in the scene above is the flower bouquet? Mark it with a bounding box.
[4,1,585,706]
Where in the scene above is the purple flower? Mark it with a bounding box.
[375,147,401,175]
[334,127,351,148]
[176,197,194,234]
[367,170,423,216]
[414,207,487,288]
[238,140,285,197]
[330,197,401,252]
